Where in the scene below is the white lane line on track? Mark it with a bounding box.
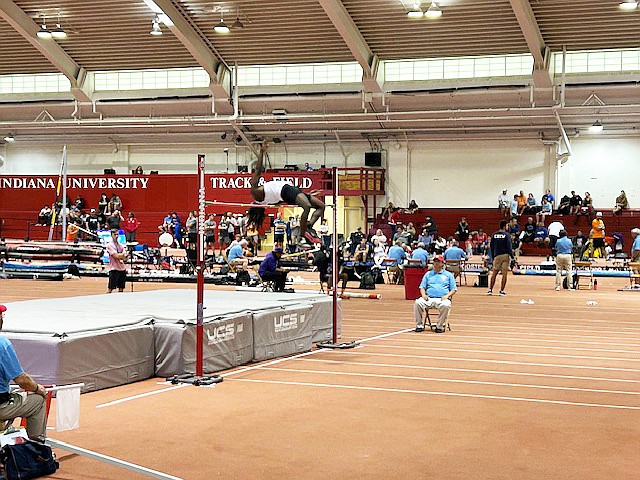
[227,378,640,411]
[365,343,640,362]
[371,338,640,355]
[297,358,640,384]
[351,351,640,373]
[96,327,414,408]
[96,384,189,409]
[342,321,640,341]
[259,366,640,396]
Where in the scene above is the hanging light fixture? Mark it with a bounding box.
[407,1,424,18]
[3,133,15,142]
[50,12,67,38]
[231,7,244,28]
[589,120,604,133]
[214,9,230,34]
[424,1,443,18]
[36,15,52,38]
[619,0,638,10]
[150,16,163,35]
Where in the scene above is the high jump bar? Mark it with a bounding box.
[205,200,336,208]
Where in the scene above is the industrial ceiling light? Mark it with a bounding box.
[619,0,638,10]
[589,120,604,133]
[425,1,443,18]
[50,13,67,38]
[3,133,15,142]
[36,16,52,39]
[232,7,244,28]
[214,10,230,34]
[150,16,163,35]
[407,1,424,18]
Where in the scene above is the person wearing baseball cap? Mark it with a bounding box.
[631,228,640,288]
[0,305,48,441]
[258,246,292,292]
[414,255,457,333]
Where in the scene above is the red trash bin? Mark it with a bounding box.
[404,267,428,300]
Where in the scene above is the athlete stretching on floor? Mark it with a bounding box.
[247,141,325,245]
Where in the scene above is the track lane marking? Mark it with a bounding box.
[228,378,640,411]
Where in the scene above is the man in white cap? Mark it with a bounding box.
[0,305,47,441]
[590,212,606,258]
[631,228,640,288]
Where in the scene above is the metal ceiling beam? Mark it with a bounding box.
[150,0,231,109]
[317,0,383,93]
[507,0,553,89]
[0,0,91,102]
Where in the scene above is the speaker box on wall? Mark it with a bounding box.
[104,168,116,174]
[364,152,382,167]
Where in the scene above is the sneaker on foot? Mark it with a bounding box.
[415,325,425,332]
[486,290,493,296]
[303,232,321,244]
[555,286,561,291]
[434,327,444,333]
[499,291,507,296]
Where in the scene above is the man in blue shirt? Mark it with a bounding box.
[411,242,429,266]
[414,255,457,333]
[388,240,407,264]
[228,239,249,270]
[0,305,47,440]
[554,230,574,291]
[258,247,290,292]
[443,240,467,279]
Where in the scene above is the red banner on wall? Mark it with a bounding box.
[0,171,329,214]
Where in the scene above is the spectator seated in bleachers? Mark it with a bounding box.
[613,190,629,216]
[576,192,593,222]
[405,199,419,214]
[455,217,470,243]
[536,198,552,224]
[557,194,571,215]
[349,226,366,255]
[520,217,536,244]
[472,228,488,255]
[542,189,555,209]
[405,222,417,242]
[372,238,388,266]
[524,193,539,215]
[393,225,412,245]
[569,191,582,215]
[516,190,527,215]
[371,228,388,248]
[498,189,510,217]
[37,204,52,225]
[533,222,550,248]
[424,215,437,237]
[411,242,430,266]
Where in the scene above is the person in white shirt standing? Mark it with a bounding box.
[547,220,565,257]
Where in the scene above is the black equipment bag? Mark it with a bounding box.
[358,271,376,290]
[236,270,251,286]
[563,275,579,290]
[0,441,59,480]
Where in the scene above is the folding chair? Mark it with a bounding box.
[574,260,594,289]
[445,259,467,286]
[421,303,452,332]
[381,258,402,284]
[256,272,276,292]
[628,262,640,289]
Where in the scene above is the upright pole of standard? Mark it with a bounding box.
[61,146,68,241]
[196,154,206,377]
[332,166,338,344]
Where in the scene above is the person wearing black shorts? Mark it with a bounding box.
[106,229,127,293]
[247,141,325,245]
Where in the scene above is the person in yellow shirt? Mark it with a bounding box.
[589,212,606,258]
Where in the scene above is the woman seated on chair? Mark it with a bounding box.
[613,190,629,216]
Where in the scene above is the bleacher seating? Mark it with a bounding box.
[373,208,640,256]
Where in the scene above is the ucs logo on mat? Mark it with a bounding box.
[274,313,305,333]
[206,323,241,345]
